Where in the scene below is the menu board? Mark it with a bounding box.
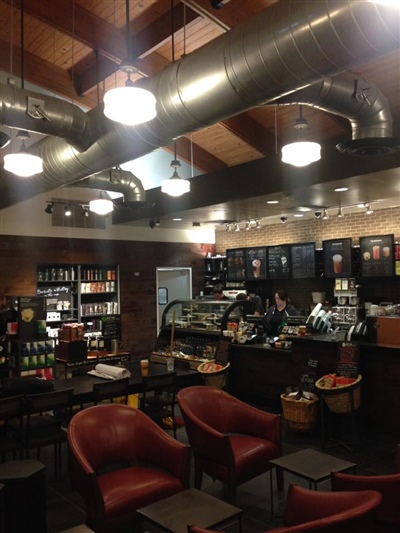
[102,315,122,340]
[395,244,400,277]
[245,247,267,280]
[291,242,315,279]
[267,245,290,279]
[323,238,352,278]
[360,234,394,277]
[226,248,246,280]
[337,341,359,379]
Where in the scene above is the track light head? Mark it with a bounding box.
[44,203,53,214]
[64,204,72,216]
[280,216,287,224]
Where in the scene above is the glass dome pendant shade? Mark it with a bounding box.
[161,159,190,197]
[3,130,43,177]
[103,72,157,126]
[89,191,114,215]
[281,107,321,167]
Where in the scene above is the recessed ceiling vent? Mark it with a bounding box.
[336,138,400,157]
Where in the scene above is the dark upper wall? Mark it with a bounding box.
[0,235,211,359]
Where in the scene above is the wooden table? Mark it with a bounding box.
[53,361,201,406]
[137,488,242,533]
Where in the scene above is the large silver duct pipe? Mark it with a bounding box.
[1,0,399,209]
[71,169,147,205]
[275,72,399,155]
[0,81,95,152]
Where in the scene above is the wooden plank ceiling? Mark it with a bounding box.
[0,0,399,228]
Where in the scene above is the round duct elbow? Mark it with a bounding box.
[336,138,400,157]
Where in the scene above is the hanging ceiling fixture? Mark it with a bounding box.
[3,2,43,177]
[4,130,44,177]
[64,204,72,217]
[337,206,344,218]
[161,2,190,197]
[161,157,190,197]
[281,106,321,167]
[103,0,156,126]
[44,203,53,214]
[89,191,114,215]
[322,208,329,220]
[365,204,374,215]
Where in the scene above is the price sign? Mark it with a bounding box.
[337,341,359,379]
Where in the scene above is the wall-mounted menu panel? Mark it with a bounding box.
[226,248,246,280]
[323,238,352,278]
[360,234,394,277]
[291,242,316,279]
[267,245,290,279]
[245,247,267,280]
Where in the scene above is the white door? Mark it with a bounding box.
[156,267,192,332]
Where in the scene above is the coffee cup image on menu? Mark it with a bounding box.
[332,254,342,274]
[383,246,390,258]
[373,245,380,260]
[252,259,261,277]
[21,308,35,322]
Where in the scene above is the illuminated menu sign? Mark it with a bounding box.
[245,247,267,280]
[360,234,394,277]
[226,248,246,280]
[323,238,352,278]
[267,245,290,279]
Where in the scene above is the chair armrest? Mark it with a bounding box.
[227,399,282,446]
[140,423,190,485]
[185,414,233,466]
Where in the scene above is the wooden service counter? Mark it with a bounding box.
[228,334,400,435]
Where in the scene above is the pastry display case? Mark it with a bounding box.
[152,299,244,368]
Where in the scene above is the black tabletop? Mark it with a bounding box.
[53,361,199,405]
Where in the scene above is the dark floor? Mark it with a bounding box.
[4,404,399,533]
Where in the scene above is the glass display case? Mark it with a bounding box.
[153,299,244,368]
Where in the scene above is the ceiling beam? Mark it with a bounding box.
[164,137,228,173]
[222,114,278,155]
[72,3,199,96]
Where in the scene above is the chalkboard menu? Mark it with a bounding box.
[267,245,290,279]
[37,285,71,311]
[102,315,122,340]
[360,234,394,277]
[226,248,246,280]
[215,335,233,366]
[323,238,352,278]
[245,247,267,280]
[291,242,315,279]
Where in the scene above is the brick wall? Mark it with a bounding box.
[216,206,400,313]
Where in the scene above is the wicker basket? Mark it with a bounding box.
[315,374,362,414]
[197,362,230,389]
[280,394,319,432]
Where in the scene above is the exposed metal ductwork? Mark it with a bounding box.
[274,72,400,156]
[1,0,399,210]
[71,169,148,207]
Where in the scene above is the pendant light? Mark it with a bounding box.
[281,106,321,167]
[4,130,43,177]
[3,0,43,177]
[161,1,190,197]
[89,191,114,215]
[161,151,190,197]
[103,0,157,126]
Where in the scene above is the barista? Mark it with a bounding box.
[264,289,299,336]
[236,293,264,316]
[212,284,228,300]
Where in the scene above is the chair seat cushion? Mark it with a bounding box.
[98,466,185,521]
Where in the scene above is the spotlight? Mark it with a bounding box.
[255,220,261,229]
[337,206,344,218]
[82,206,90,217]
[365,204,374,215]
[225,224,231,233]
[245,221,250,231]
[44,203,53,214]
[234,223,240,232]
[314,211,322,219]
[322,209,329,220]
[64,204,72,217]
[280,216,287,224]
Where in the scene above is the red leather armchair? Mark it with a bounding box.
[332,470,400,531]
[177,386,282,504]
[68,404,190,533]
[188,484,382,532]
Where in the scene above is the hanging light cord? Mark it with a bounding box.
[20,0,25,89]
